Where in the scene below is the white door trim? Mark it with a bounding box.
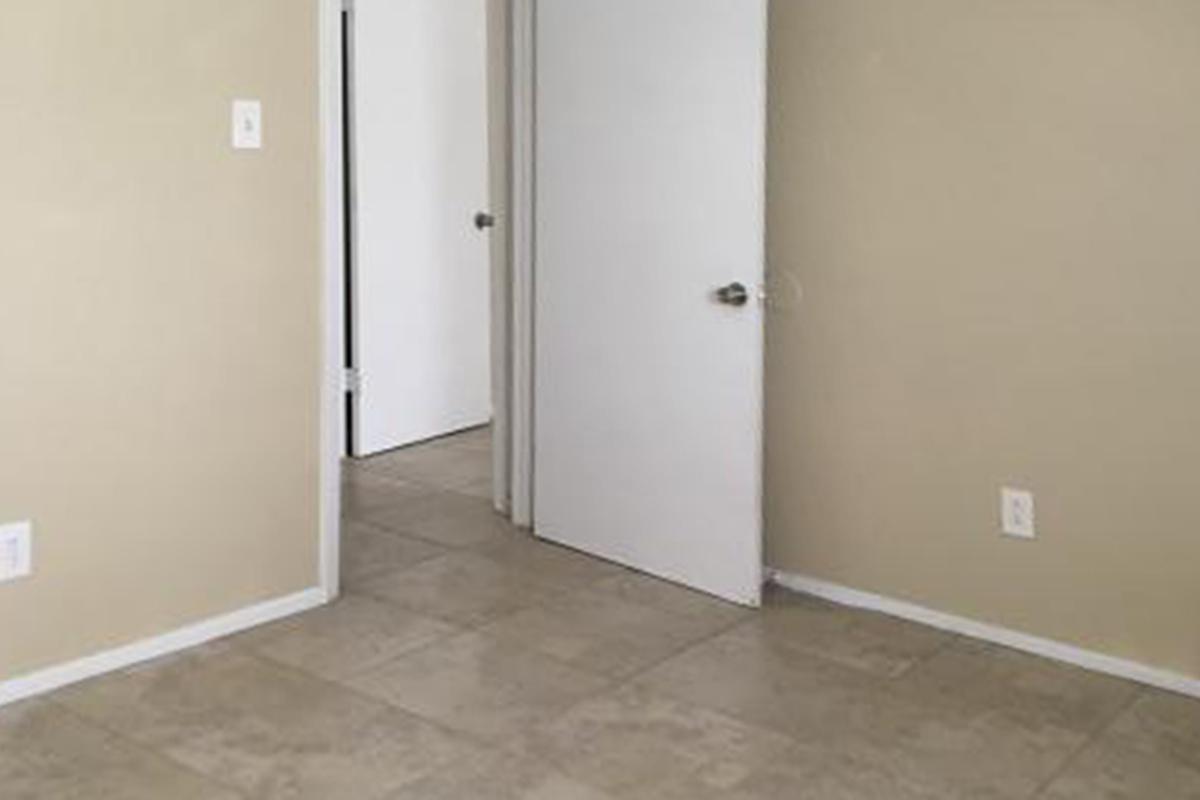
[509,0,536,527]
[489,0,513,515]
[318,0,345,600]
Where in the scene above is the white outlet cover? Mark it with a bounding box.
[1001,488,1036,540]
[232,99,263,150]
[0,521,33,583]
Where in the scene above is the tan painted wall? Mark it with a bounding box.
[0,1,321,680]
[7,0,1194,688]
[766,0,1200,679]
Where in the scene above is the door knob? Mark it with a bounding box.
[474,211,495,230]
[715,282,749,307]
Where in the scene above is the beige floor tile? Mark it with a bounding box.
[748,587,954,677]
[900,638,1141,735]
[1103,688,1200,773]
[446,426,493,453]
[0,700,241,800]
[525,685,793,799]
[634,624,883,742]
[539,649,1166,800]
[341,521,447,587]
[634,745,960,800]
[636,625,1090,798]
[751,750,965,800]
[1040,739,1200,799]
[355,550,568,626]
[453,475,497,500]
[359,489,516,548]
[470,532,626,591]
[342,469,434,519]
[233,594,459,682]
[389,750,618,800]
[356,437,492,494]
[830,691,1087,799]
[348,631,610,743]
[724,688,1084,799]
[835,638,1139,798]
[55,645,479,800]
[589,570,751,634]
[479,587,730,679]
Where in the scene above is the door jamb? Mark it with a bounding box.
[319,0,538,599]
[509,0,536,528]
[489,0,513,516]
[318,0,345,601]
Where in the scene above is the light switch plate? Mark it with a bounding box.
[0,521,33,583]
[232,99,263,150]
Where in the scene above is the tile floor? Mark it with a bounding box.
[3,426,1200,798]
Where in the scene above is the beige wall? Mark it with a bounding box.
[6,0,1195,688]
[766,0,1200,679]
[0,1,321,680]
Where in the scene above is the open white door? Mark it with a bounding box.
[534,0,767,605]
[351,0,491,456]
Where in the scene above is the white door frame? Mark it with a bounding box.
[318,0,346,600]
[489,0,514,516]
[318,0,536,598]
[323,0,761,588]
[508,0,536,528]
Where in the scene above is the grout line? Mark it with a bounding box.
[607,613,752,686]
[761,583,962,686]
[1028,686,1146,798]
[339,520,453,571]
[343,506,502,552]
[226,647,504,762]
[891,632,963,682]
[335,581,478,631]
[348,453,494,497]
[293,539,763,755]
[478,612,762,755]
[48,696,252,799]
[342,518,447,554]
[344,488,513,550]
[340,544,587,632]
[346,475,491,504]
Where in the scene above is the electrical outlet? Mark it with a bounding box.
[0,521,33,583]
[1001,488,1035,540]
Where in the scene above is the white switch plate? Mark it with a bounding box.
[1001,488,1036,540]
[232,99,263,150]
[0,521,33,583]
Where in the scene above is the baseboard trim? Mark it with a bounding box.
[0,587,329,708]
[768,569,1200,700]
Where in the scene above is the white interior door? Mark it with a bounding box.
[352,0,491,456]
[534,0,767,605]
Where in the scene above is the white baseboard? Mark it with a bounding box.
[769,569,1200,700]
[0,587,329,708]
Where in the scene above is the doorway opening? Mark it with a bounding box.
[321,0,767,608]
[340,1,502,491]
